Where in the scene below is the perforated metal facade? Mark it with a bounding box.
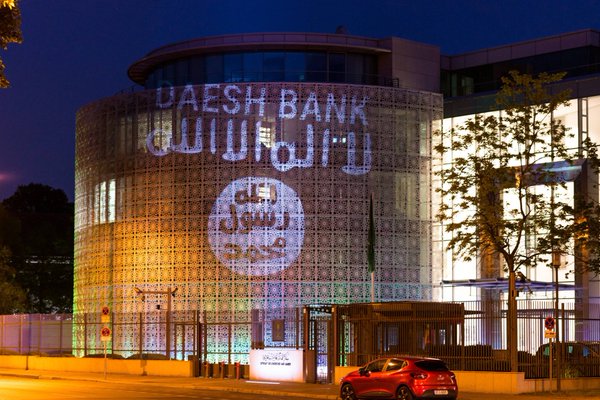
[74,79,442,357]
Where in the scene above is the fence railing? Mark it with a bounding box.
[334,300,600,379]
[1,300,599,380]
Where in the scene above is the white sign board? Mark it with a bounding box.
[249,349,304,382]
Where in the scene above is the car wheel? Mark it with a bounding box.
[340,383,357,400]
[396,385,414,400]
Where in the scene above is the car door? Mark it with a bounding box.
[352,358,388,398]
[379,358,407,396]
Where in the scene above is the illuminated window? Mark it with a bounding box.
[258,183,276,202]
[94,179,116,224]
[259,120,275,148]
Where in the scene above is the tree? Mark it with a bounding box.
[0,206,27,313]
[0,0,22,88]
[434,71,600,372]
[2,184,74,313]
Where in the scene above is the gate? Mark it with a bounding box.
[304,305,333,383]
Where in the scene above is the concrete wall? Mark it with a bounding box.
[378,37,440,92]
[0,355,194,377]
[334,366,600,394]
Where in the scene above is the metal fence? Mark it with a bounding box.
[1,300,599,381]
[333,300,600,379]
[0,309,305,365]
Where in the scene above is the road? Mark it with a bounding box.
[0,376,324,400]
[2,374,600,400]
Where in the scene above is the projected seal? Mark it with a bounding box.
[208,177,305,276]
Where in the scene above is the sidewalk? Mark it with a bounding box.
[2,368,600,399]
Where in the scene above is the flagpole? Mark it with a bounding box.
[370,271,374,303]
[367,192,375,303]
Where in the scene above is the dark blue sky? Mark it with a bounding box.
[1,0,600,201]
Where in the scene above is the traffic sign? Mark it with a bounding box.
[101,306,110,323]
[101,326,112,342]
[544,316,555,331]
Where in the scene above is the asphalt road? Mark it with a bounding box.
[2,374,600,400]
[0,376,324,400]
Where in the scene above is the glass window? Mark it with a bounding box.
[143,50,378,87]
[285,52,306,82]
[145,70,157,89]
[93,179,116,225]
[385,359,405,371]
[163,63,175,87]
[366,359,386,372]
[175,59,189,87]
[205,54,223,83]
[414,360,449,371]
[364,55,377,85]
[189,56,205,85]
[346,54,364,84]
[243,52,263,82]
[263,52,285,81]
[305,52,327,82]
[329,53,345,83]
[224,53,243,82]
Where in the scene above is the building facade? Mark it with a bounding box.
[437,30,600,339]
[74,29,600,360]
[74,33,442,358]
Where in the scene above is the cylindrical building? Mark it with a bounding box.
[74,32,442,359]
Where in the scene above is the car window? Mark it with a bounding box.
[414,360,449,371]
[385,358,405,371]
[366,359,387,372]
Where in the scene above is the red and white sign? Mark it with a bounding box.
[100,326,112,342]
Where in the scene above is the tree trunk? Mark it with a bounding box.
[508,270,518,372]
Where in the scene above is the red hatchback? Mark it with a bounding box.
[340,356,458,400]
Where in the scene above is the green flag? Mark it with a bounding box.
[367,193,375,273]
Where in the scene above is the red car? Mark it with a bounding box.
[340,356,458,400]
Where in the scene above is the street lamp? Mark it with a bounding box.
[134,286,178,359]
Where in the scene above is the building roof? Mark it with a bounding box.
[442,29,600,71]
[127,32,392,85]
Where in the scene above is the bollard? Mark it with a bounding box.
[203,361,210,377]
[219,361,225,378]
[235,361,241,379]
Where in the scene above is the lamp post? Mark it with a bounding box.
[134,286,178,359]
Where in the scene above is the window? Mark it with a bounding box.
[143,51,378,87]
[386,358,405,371]
[263,52,285,81]
[243,52,263,82]
[329,53,345,83]
[224,53,243,82]
[285,52,306,82]
[366,359,387,372]
[414,360,449,371]
[205,54,223,83]
[93,179,116,224]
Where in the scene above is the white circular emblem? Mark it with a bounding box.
[208,177,304,276]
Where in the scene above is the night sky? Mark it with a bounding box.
[1,0,600,201]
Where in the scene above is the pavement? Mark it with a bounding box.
[1,368,600,399]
